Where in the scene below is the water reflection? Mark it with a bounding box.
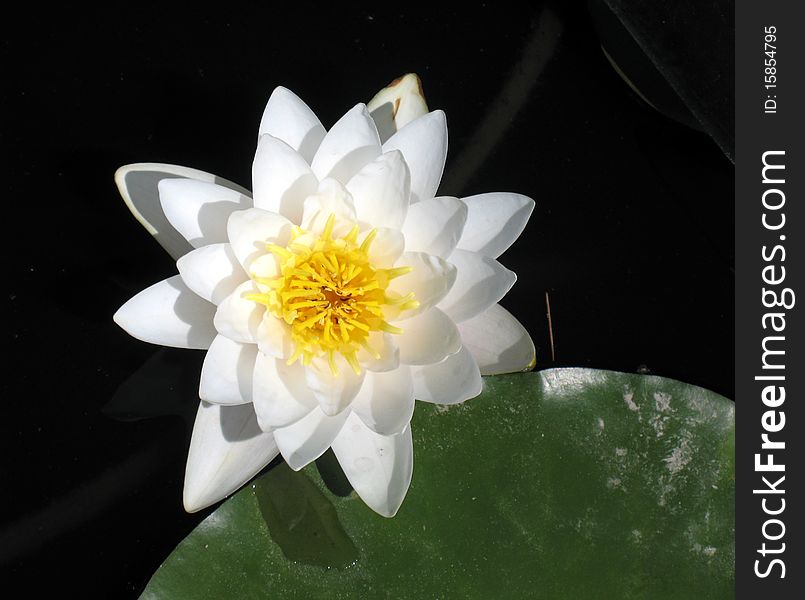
[108,349,359,569]
[103,348,202,429]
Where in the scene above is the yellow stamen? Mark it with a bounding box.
[380,321,404,334]
[360,339,382,360]
[322,213,336,241]
[345,224,360,244]
[385,266,414,279]
[246,213,417,375]
[286,346,304,367]
[327,351,339,376]
[360,229,378,252]
[344,351,362,376]
[267,244,292,259]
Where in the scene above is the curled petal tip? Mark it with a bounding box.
[368,75,430,143]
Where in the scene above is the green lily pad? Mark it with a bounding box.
[141,368,735,599]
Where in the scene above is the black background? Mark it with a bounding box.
[1,2,733,597]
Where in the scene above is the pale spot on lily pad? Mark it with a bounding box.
[664,437,693,475]
[654,391,672,412]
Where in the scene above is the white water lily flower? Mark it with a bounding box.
[114,75,535,517]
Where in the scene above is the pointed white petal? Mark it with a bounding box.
[252,134,319,224]
[458,303,536,375]
[457,193,534,258]
[226,208,294,272]
[258,86,326,163]
[382,110,447,204]
[387,252,456,320]
[248,252,281,280]
[213,281,265,343]
[396,308,461,365]
[305,356,366,416]
[310,104,381,184]
[438,249,516,323]
[255,314,293,359]
[368,73,429,144]
[114,163,250,260]
[199,335,257,405]
[352,367,414,435]
[357,332,400,373]
[183,402,278,512]
[272,407,350,471]
[176,243,248,305]
[331,413,413,517]
[158,179,250,248]
[346,150,410,229]
[114,275,216,349]
[252,352,318,430]
[401,196,467,258]
[364,227,404,268]
[300,178,358,236]
[412,345,482,405]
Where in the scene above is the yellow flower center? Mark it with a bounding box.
[246,214,418,375]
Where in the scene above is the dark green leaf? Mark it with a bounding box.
[141,368,734,599]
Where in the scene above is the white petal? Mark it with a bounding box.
[183,402,278,512]
[387,252,456,320]
[114,275,216,349]
[458,303,536,375]
[176,243,248,305]
[382,110,447,204]
[213,281,265,343]
[255,314,293,359]
[396,308,461,365]
[346,150,410,229]
[310,104,381,184]
[412,345,482,405]
[352,367,414,435]
[357,332,400,373]
[114,163,250,260]
[438,249,516,323]
[401,196,467,258]
[300,178,358,236]
[252,134,319,224]
[252,352,319,430]
[331,413,413,517]
[248,252,281,280]
[364,227,404,268]
[199,335,257,405]
[226,208,294,272]
[368,73,429,144]
[457,193,535,258]
[158,179,250,248]
[305,356,366,416]
[272,407,350,471]
[258,86,326,163]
